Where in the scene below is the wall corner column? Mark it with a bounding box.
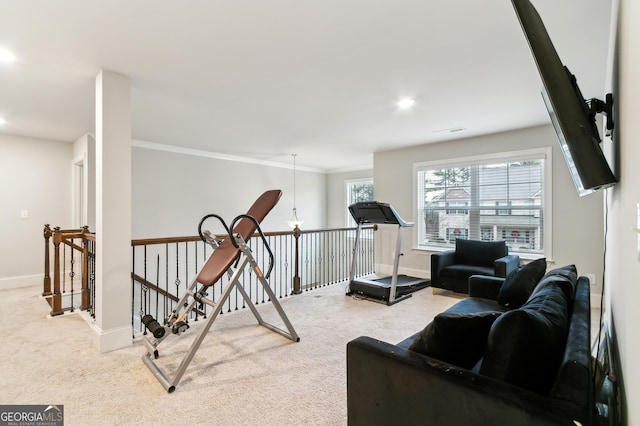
[93,69,132,352]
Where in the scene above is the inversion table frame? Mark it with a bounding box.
[142,190,300,393]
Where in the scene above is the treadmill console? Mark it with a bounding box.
[348,201,413,227]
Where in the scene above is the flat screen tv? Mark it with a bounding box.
[511,0,617,196]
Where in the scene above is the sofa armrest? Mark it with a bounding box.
[347,336,589,426]
[468,275,504,300]
[430,250,456,277]
[494,254,520,277]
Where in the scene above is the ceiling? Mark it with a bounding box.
[0,0,613,172]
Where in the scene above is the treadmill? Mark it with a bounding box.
[347,201,429,305]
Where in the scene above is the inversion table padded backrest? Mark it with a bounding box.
[196,189,282,286]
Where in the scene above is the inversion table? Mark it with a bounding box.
[142,189,300,392]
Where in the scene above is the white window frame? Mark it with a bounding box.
[412,147,552,259]
[345,177,374,226]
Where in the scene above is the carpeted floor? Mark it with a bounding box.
[0,282,458,425]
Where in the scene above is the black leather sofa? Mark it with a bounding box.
[347,265,593,426]
[431,239,520,294]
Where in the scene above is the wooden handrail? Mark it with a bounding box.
[130,225,373,247]
[132,235,202,246]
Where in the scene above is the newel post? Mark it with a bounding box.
[43,224,52,297]
[50,227,64,317]
[292,226,302,295]
[80,226,90,310]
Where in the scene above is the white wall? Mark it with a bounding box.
[132,145,326,239]
[0,135,327,288]
[72,133,96,230]
[326,169,373,228]
[606,0,640,422]
[0,133,72,287]
[373,124,607,287]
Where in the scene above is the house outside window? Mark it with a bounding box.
[414,148,552,257]
[446,201,469,215]
[446,227,468,241]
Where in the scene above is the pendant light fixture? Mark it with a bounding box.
[287,154,303,229]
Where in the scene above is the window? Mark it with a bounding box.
[446,227,468,240]
[446,202,468,215]
[496,201,511,215]
[414,148,551,256]
[346,178,374,226]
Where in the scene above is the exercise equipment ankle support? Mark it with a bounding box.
[141,314,165,339]
[141,190,300,393]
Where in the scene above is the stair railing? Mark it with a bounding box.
[42,223,374,332]
[130,225,375,336]
[42,224,95,317]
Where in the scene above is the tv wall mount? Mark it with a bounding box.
[587,93,614,136]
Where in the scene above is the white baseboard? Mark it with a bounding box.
[590,292,603,309]
[0,274,42,290]
[92,323,133,353]
[375,264,428,279]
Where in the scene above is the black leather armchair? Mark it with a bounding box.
[431,239,519,293]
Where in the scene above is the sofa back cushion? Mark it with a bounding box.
[480,284,569,394]
[408,311,502,369]
[530,265,577,303]
[455,239,507,267]
[497,258,547,308]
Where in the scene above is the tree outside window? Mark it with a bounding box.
[346,179,374,226]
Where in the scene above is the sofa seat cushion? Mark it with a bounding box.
[480,284,569,394]
[408,311,502,369]
[454,239,507,267]
[497,258,547,308]
[441,264,495,280]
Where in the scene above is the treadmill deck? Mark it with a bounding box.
[349,274,429,302]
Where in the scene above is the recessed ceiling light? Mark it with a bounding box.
[0,117,7,126]
[433,126,466,133]
[396,98,416,110]
[0,49,16,62]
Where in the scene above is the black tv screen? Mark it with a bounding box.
[511,0,617,196]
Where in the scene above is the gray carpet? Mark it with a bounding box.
[0,282,458,425]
